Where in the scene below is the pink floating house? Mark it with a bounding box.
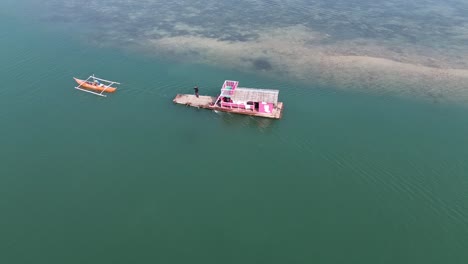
[210,80,283,118]
[173,80,284,119]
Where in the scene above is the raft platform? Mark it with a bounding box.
[173,94,283,119]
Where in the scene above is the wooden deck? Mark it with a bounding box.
[172,94,216,108]
[173,94,283,119]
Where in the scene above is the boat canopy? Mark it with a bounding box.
[230,87,279,105]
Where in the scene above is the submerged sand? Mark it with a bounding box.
[146,26,468,102]
[41,1,468,102]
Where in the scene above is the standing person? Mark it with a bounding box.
[194,85,199,98]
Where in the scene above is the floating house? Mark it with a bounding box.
[173,80,283,119]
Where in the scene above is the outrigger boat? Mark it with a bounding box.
[173,80,284,119]
[73,74,120,97]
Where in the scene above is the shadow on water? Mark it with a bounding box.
[216,111,276,132]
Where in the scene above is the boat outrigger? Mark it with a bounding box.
[73,74,120,97]
[173,80,284,119]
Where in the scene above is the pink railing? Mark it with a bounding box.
[221,80,239,95]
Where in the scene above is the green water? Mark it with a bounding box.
[1,4,468,264]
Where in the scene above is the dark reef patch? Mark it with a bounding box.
[252,58,273,71]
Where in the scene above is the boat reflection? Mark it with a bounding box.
[216,110,276,131]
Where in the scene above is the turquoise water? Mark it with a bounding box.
[1,2,468,264]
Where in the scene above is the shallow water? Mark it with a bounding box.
[1,1,468,264]
[30,0,468,101]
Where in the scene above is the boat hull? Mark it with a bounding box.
[74,78,116,93]
[208,104,283,119]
